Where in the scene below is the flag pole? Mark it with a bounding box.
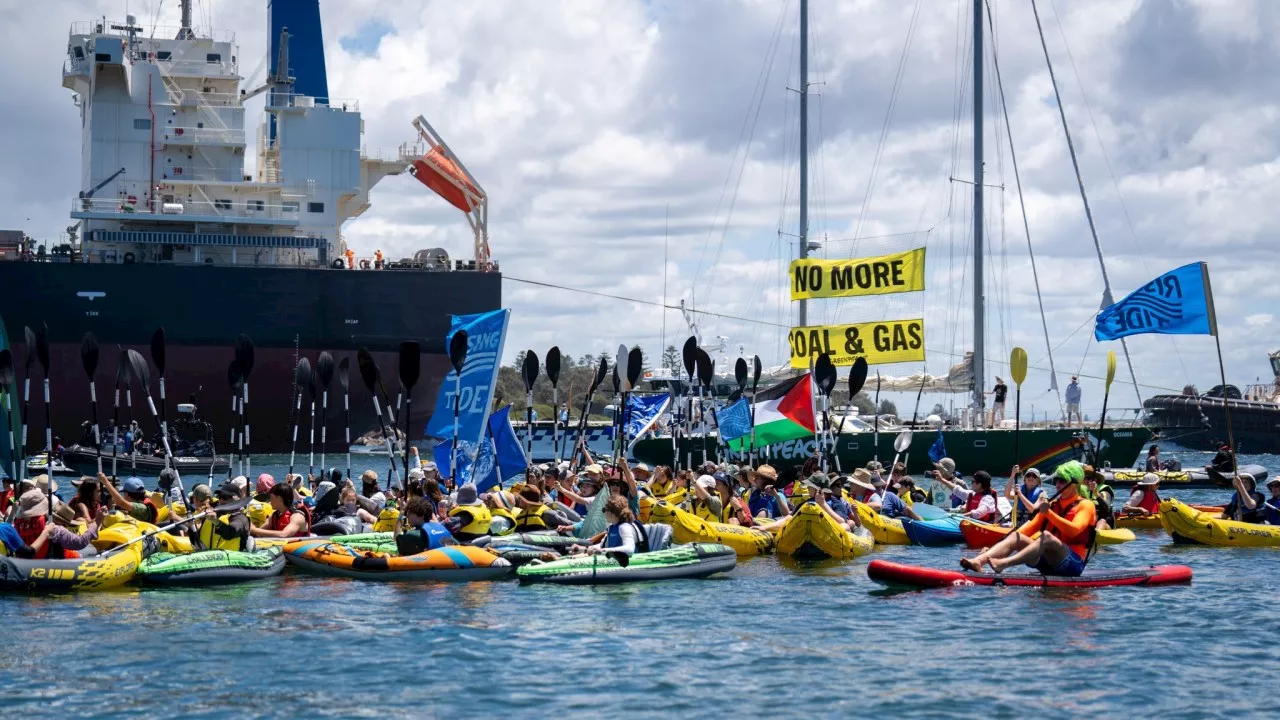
[1202,262,1237,476]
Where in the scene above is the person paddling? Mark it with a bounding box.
[443,483,491,542]
[959,462,1096,576]
[1004,466,1043,520]
[102,474,158,523]
[1222,473,1266,524]
[1083,466,1116,530]
[1263,479,1280,525]
[24,501,101,559]
[949,471,1000,523]
[250,484,310,538]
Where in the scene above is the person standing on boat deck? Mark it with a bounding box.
[1065,376,1083,427]
[1145,445,1162,472]
[344,247,354,269]
[374,249,384,269]
[986,377,1008,427]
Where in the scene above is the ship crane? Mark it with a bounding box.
[406,116,491,269]
[78,167,126,201]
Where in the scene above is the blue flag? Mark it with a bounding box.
[434,405,528,492]
[716,397,752,443]
[928,427,947,464]
[1094,262,1217,341]
[624,393,671,450]
[424,309,511,478]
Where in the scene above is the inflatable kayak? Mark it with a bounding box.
[855,502,909,545]
[901,515,964,546]
[136,547,285,585]
[517,543,736,585]
[309,515,366,537]
[1116,504,1224,530]
[959,519,1135,549]
[638,489,688,523]
[473,532,589,552]
[773,502,874,560]
[646,500,774,557]
[94,516,192,555]
[0,542,146,592]
[867,559,1193,589]
[325,532,397,553]
[1104,464,1268,488]
[284,540,513,581]
[1159,498,1280,547]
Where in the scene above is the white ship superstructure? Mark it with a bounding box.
[61,7,405,267]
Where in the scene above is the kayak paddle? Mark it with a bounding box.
[1010,346,1028,527]
[80,332,103,476]
[522,349,540,467]
[447,331,469,485]
[288,357,312,477]
[398,342,420,479]
[546,347,562,464]
[0,349,15,483]
[234,334,255,479]
[36,324,52,518]
[1094,350,1117,466]
[317,351,336,476]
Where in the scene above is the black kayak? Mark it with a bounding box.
[516,543,737,585]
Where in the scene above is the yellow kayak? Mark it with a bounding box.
[646,500,774,557]
[638,490,688,523]
[1159,498,1280,547]
[855,502,909,545]
[0,542,143,592]
[774,502,874,560]
[1116,503,1225,530]
[94,515,192,555]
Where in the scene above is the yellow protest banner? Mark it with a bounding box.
[788,319,925,369]
[790,248,926,300]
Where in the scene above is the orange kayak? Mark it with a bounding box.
[960,519,1135,548]
[283,540,513,581]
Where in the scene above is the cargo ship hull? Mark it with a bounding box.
[0,261,500,455]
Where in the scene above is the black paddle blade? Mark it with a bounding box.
[695,349,714,389]
[849,357,869,397]
[522,350,540,393]
[399,342,421,391]
[814,353,836,397]
[317,351,335,390]
[81,332,100,380]
[626,347,643,389]
[125,348,150,389]
[734,358,748,391]
[546,346,561,387]
[752,355,762,391]
[681,336,697,381]
[356,349,380,394]
[592,357,608,392]
[23,327,36,372]
[448,331,468,374]
[295,357,313,392]
[610,364,620,395]
[116,346,129,387]
[234,334,255,378]
[35,324,50,375]
[227,361,243,391]
[337,357,350,392]
[150,328,167,376]
[0,349,13,390]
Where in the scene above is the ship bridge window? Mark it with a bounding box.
[307,202,325,213]
[95,53,112,62]
[156,51,172,61]
[73,47,84,59]
[214,199,232,211]
[282,201,299,213]
[248,200,265,211]
[206,53,221,63]
[133,118,151,130]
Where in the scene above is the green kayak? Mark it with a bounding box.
[136,547,285,585]
[517,543,736,585]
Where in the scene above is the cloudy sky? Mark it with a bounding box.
[4,0,1278,418]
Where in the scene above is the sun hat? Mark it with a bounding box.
[934,458,956,478]
[456,483,480,506]
[255,474,276,494]
[804,472,830,490]
[695,475,716,491]
[585,464,603,475]
[754,465,778,482]
[849,468,875,492]
[16,489,48,519]
[32,474,56,493]
[1024,467,1042,479]
[713,472,733,489]
[231,476,248,492]
[51,502,85,528]
[1136,473,1160,486]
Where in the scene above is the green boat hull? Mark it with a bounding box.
[631,427,1152,476]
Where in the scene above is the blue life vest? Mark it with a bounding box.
[605,521,650,554]
[420,521,454,550]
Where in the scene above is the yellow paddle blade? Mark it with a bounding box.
[1105,350,1117,390]
[1010,347,1028,386]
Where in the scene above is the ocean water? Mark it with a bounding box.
[1,448,1276,718]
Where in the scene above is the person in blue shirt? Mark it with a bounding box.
[1004,465,1043,519]
[823,476,855,522]
[879,483,923,521]
[746,465,789,520]
[1264,479,1280,525]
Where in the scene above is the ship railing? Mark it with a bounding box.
[161,126,244,145]
[70,20,236,44]
[163,89,242,109]
[73,197,300,221]
[151,57,239,78]
[267,94,360,113]
[333,255,494,272]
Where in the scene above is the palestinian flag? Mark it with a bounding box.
[727,374,816,451]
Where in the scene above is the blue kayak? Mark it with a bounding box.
[901,515,964,546]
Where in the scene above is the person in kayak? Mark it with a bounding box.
[1221,473,1267,524]
[848,469,881,510]
[647,465,677,498]
[747,465,789,519]
[1004,466,1043,520]
[579,496,649,557]
[1121,474,1161,516]
[250,484,311,539]
[1264,479,1280,525]
[513,485,573,532]
[930,458,968,509]
[156,469,184,506]
[1083,467,1116,530]
[69,475,103,522]
[22,502,101,559]
[102,475,159,523]
[395,498,456,555]
[879,479,923,521]
[960,465,1096,576]
[948,471,1000,522]
[443,483,491,542]
[716,472,752,525]
[822,475,858,526]
[359,470,387,513]
[689,475,726,522]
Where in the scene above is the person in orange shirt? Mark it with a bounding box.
[959,461,1096,577]
[344,248,354,269]
[374,249,384,269]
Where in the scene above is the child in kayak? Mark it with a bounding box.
[959,463,1096,576]
[1221,473,1267,524]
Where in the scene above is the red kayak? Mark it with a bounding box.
[867,559,1193,589]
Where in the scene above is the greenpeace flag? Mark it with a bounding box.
[727,374,816,452]
[716,398,752,443]
[1094,262,1217,341]
[624,393,671,451]
[425,309,511,478]
[440,404,528,493]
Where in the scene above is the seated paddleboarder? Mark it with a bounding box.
[1222,473,1267,524]
[959,463,1096,576]
[395,498,456,555]
[250,484,311,539]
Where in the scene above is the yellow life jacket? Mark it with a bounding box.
[650,478,675,497]
[373,507,400,533]
[449,503,492,537]
[515,504,549,531]
[490,507,516,535]
[692,498,730,524]
[197,514,248,552]
[247,500,272,528]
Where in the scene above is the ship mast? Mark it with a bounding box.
[971,0,986,416]
[177,0,195,40]
[797,0,810,329]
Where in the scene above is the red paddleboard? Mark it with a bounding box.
[867,559,1192,589]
